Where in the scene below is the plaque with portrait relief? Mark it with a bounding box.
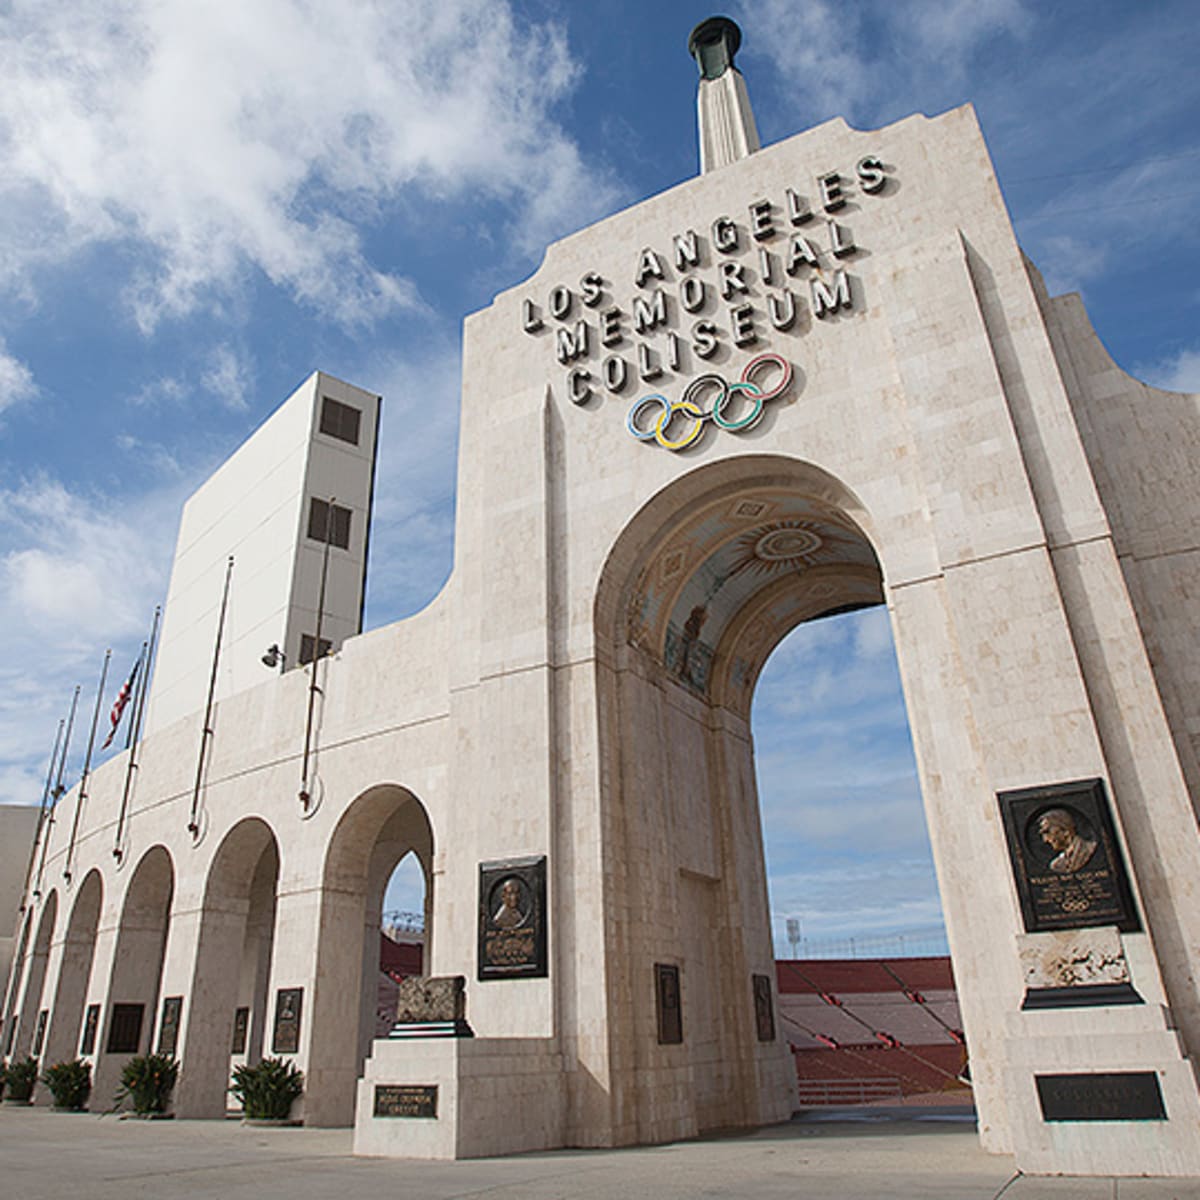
[272,987,303,1054]
[655,963,683,1045]
[80,1003,100,1056]
[477,856,547,981]
[231,1006,249,1054]
[752,974,775,1042]
[998,778,1140,934]
[157,996,182,1056]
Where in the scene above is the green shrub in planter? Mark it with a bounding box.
[114,1053,178,1115]
[230,1057,304,1121]
[42,1059,92,1110]
[3,1057,39,1102]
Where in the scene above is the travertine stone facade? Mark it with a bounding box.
[4,101,1199,1177]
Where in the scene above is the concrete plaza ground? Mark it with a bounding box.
[2,1104,1199,1199]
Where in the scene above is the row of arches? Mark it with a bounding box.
[2,784,434,1122]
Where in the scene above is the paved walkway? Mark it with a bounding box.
[2,1105,1199,1199]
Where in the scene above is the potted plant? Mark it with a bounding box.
[2,1057,39,1104]
[114,1053,177,1117]
[42,1059,92,1111]
[230,1057,304,1124]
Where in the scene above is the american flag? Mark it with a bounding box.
[101,655,141,750]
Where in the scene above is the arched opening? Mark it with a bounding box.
[12,891,57,1062]
[592,454,958,1141]
[306,784,433,1126]
[754,611,969,1108]
[378,853,427,1035]
[2,910,33,1056]
[44,869,103,1071]
[176,817,280,1118]
[93,846,173,1107]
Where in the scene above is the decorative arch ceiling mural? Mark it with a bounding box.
[626,489,884,713]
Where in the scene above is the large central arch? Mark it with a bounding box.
[591,453,961,1143]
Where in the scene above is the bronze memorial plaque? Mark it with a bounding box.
[998,778,1140,934]
[106,1002,144,1054]
[752,974,775,1042]
[272,987,303,1054]
[374,1084,438,1118]
[478,856,547,980]
[231,1006,249,1054]
[655,963,683,1045]
[157,996,182,1055]
[80,1003,100,1055]
[1037,1072,1165,1122]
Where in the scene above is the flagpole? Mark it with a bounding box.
[34,686,79,900]
[64,649,111,883]
[18,720,64,915]
[189,558,233,837]
[114,606,161,862]
[300,497,334,810]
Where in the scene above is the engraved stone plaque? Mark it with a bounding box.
[752,974,775,1042]
[1036,1072,1165,1121]
[656,963,683,1045]
[231,1006,249,1054]
[157,996,182,1056]
[998,778,1140,934]
[394,976,466,1024]
[272,987,303,1054]
[374,1083,438,1118]
[80,1003,100,1055]
[478,856,547,980]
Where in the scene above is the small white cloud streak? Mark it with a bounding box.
[0,1,622,331]
[0,342,36,413]
[1137,347,1200,394]
[734,0,1031,125]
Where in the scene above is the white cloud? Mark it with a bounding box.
[1137,347,1200,394]
[0,474,182,805]
[0,1,622,331]
[0,342,36,413]
[735,0,1031,124]
[201,345,253,412]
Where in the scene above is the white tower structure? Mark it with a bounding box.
[691,16,761,173]
[145,371,380,736]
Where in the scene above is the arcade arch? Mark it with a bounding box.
[93,846,173,1107]
[13,890,57,1061]
[2,910,32,1055]
[594,454,922,1137]
[43,869,103,1066]
[306,784,433,1126]
[176,817,280,1118]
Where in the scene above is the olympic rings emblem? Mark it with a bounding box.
[626,354,793,451]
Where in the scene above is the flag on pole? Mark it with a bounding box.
[102,655,141,750]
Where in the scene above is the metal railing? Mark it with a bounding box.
[795,1077,904,1105]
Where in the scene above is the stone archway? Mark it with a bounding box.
[175,817,280,1118]
[590,454,960,1144]
[2,910,33,1056]
[43,869,103,1068]
[11,890,57,1062]
[93,846,173,1107]
[305,784,433,1126]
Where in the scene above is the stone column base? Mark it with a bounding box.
[1003,1003,1200,1175]
[353,1037,564,1159]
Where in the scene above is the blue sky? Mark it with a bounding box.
[2,1,1197,954]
